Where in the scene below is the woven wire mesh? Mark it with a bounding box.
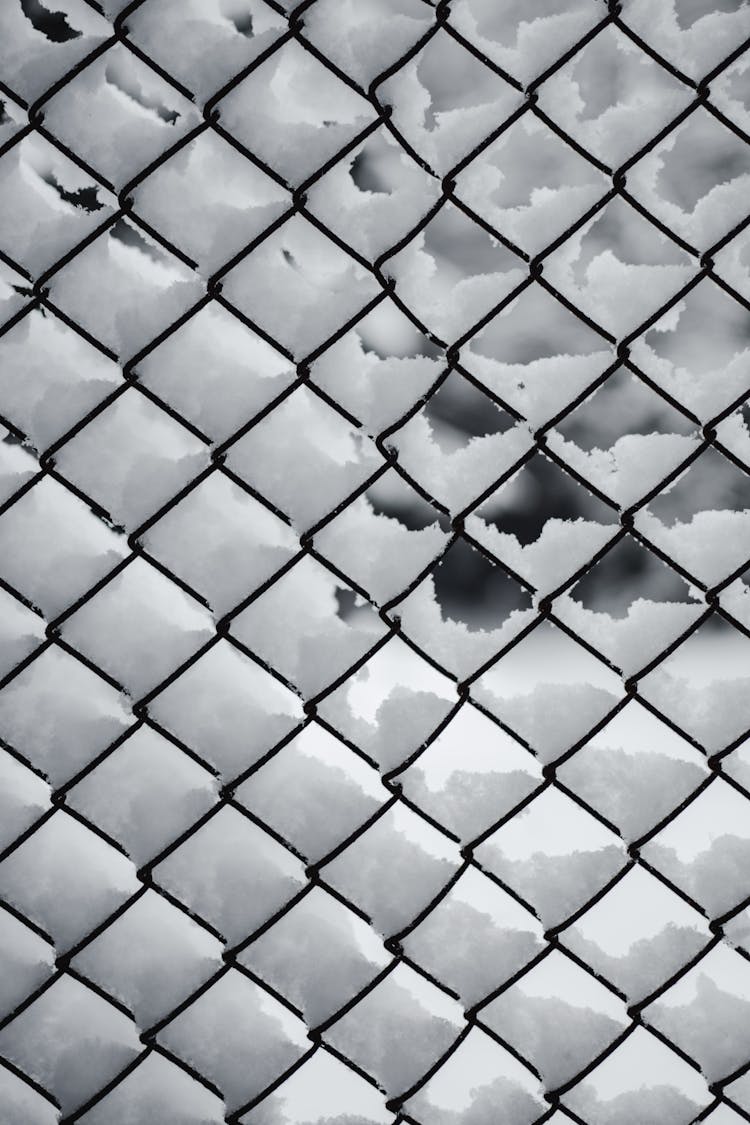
[1,0,750,1122]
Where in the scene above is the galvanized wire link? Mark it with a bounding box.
[1,0,750,1122]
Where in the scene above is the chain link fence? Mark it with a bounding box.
[1,0,750,1122]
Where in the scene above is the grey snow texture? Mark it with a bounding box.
[1,0,750,1123]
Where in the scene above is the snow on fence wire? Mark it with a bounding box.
[1,0,750,1122]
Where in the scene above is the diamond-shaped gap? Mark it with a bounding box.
[66,723,217,866]
[229,554,389,698]
[127,0,288,105]
[556,701,709,845]
[385,200,527,343]
[626,106,750,250]
[311,298,445,437]
[447,0,601,87]
[72,889,223,1030]
[638,615,750,755]
[478,949,629,1092]
[152,805,306,947]
[0,309,121,453]
[0,644,131,788]
[149,639,303,780]
[0,0,110,104]
[75,1054,226,1125]
[320,801,461,937]
[156,970,309,1114]
[634,444,750,588]
[42,44,201,187]
[314,472,450,607]
[403,1025,547,1125]
[465,451,620,599]
[240,1050,391,1125]
[0,810,139,950]
[0,134,116,276]
[395,537,535,681]
[642,776,750,918]
[546,364,699,511]
[554,534,706,676]
[221,214,381,360]
[54,388,208,532]
[402,865,545,1007]
[474,784,627,927]
[535,23,694,169]
[322,962,464,1098]
[424,360,518,443]
[224,384,382,533]
[0,475,127,617]
[317,633,457,774]
[630,278,750,422]
[60,557,215,697]
[643,941,750,1083]
[301,0,432,88]
[234,722,387,864]
[620,0,750,83]
[239,887,390,1029]
[393,703,542,843]
[135,302,296,444]
[376,26,524,176]
[50,217,204,360]
[542,196,696,340]
[453,113,609,257]
[560,864,713,1003]
[0,976,141,1116]
[133,129,290,275]
[389,369,533,515]
[461,281,614,429]
[215,38,377,186]
[306,127,441,262]
[561,1025,712,1125]
[141,471,298,619]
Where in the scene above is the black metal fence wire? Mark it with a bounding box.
[1,0,750,1122]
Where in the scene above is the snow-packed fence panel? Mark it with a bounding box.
[1,0,750,1122]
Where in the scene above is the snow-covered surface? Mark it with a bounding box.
[1,0,749,1122]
